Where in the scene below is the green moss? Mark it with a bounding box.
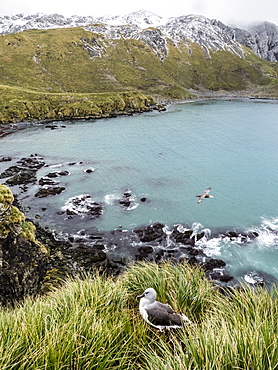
[21,221,37,242]
[0,184,14,210]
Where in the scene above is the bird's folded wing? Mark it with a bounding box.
[146,307,182,326]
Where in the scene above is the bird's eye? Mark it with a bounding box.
[145,291,149,295]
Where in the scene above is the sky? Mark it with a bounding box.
[1,0,278,27]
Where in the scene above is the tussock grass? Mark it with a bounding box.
[0,261,277,369]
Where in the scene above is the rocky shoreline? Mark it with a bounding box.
[1,151,278,306]
[0,101,166,138]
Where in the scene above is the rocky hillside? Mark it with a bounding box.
[213,19,278,62]
[1,10,278,61]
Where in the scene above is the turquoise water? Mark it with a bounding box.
[1,98,278,280]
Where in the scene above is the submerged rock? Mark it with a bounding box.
[6,169,37,186]
[46,170,70,178]
[118,189,136,209]
[35,186,66,198]
[0,156,12,162]
[39,177,60,186]
[0,165,22,179]
[172,225,194,245]
[0,154,45,186]
[17,155,45,170]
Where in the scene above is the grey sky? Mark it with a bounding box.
[1,0,278,27]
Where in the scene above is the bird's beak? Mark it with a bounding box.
[136,293,145,300]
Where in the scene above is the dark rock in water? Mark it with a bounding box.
[62,194,103,219]
[0,156,12,162]
[6,169,37,185]
[45,125,59,130]
[58,170,70,176]
[250,231,259,238]
[118,190,133,208]
[209,271,233,282]
[224,231,240,238]
[35,186,66,198]
[0,165,22,178]
[0,155,45,185]
[134,222,166,242]
[46,170,70,178]
[196,232,205,241]
[223,230,252,243]
[84,168,95,173]
[39,177,59,186]
[201,257,226,271]
[172,225,194,245]
[180,246,200,256]
[17,156,45,169]
[66,209,76,216]
[46,172,60,178]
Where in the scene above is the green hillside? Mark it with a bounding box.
[0,26,278,123]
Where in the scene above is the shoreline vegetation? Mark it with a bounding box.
[1,87,277,136]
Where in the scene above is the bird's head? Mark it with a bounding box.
[136,288,157,302]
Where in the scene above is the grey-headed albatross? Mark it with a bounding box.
[196,187,214,204]
[137,288,192,331]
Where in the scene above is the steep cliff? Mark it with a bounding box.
[0,184,50,305]
[213,19,278,62]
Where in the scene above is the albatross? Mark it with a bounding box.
[137,288,192,331]
[195,187,214,204]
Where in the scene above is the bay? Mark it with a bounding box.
[1,98,278,281]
